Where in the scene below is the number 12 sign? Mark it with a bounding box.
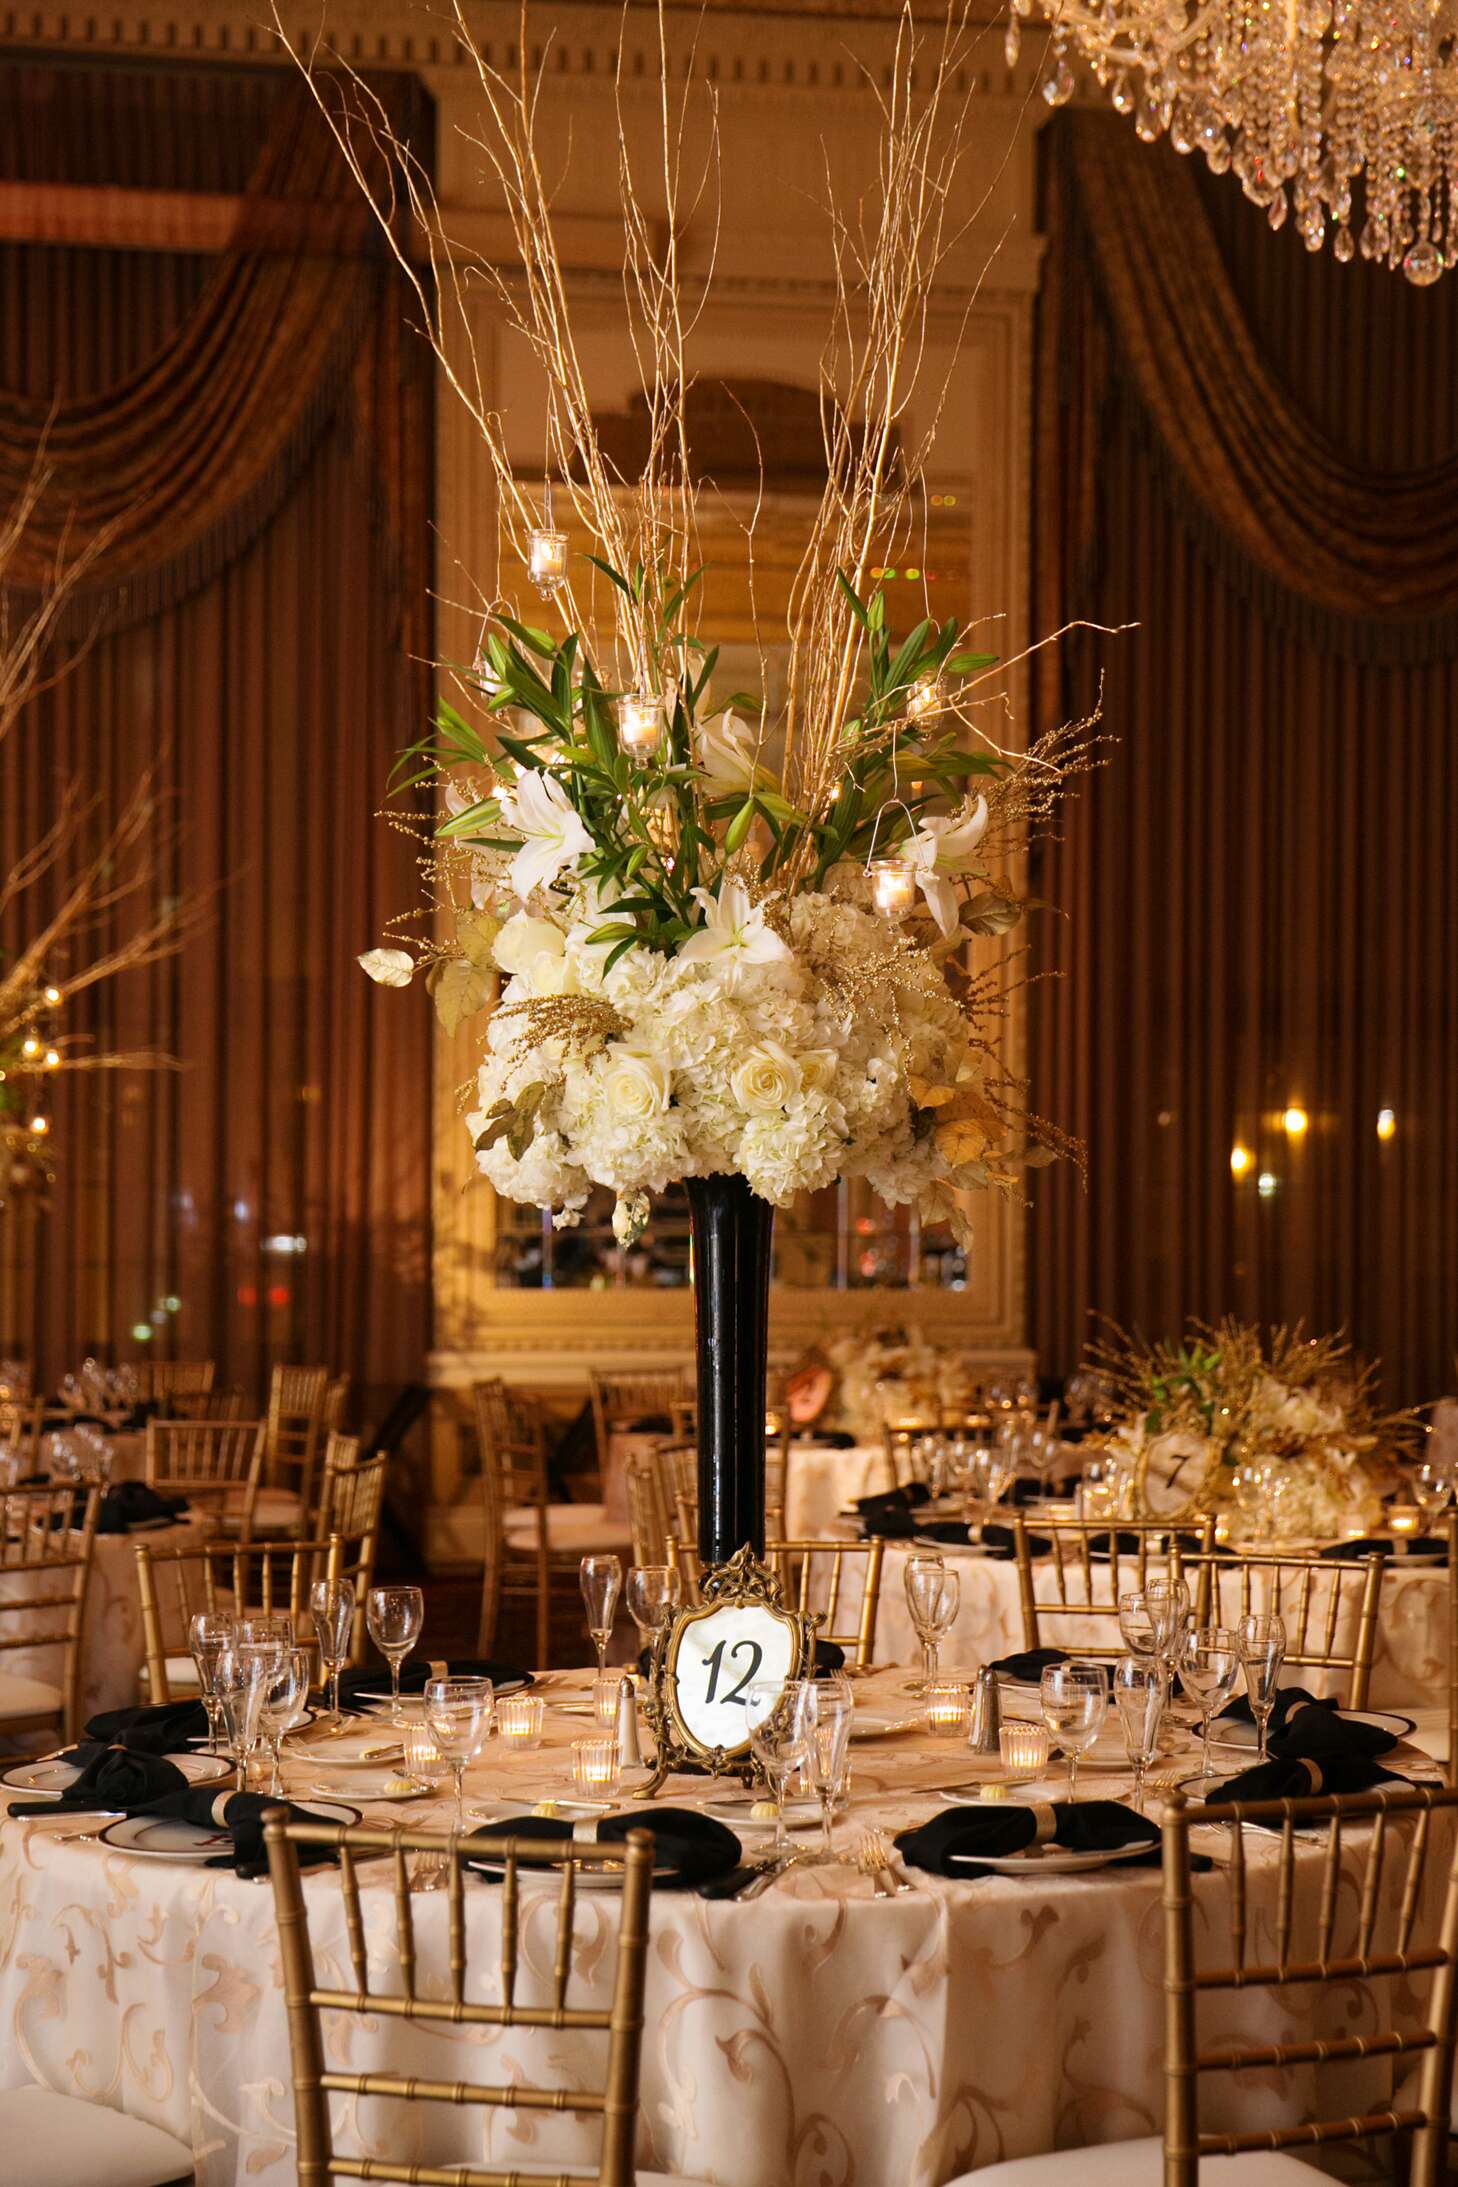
[665,1597,806,1760]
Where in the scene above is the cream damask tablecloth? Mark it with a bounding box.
[0,1669,1447,2186]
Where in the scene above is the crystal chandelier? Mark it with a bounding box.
[1010,0,1458,282]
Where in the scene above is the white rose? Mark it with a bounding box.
[731,1040,802,1115]
[799,1047,840,1095]
[358,947,415,987]
[494,914,566,976]
[601,1047,672,1121]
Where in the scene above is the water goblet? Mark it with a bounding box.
[259,1647,311,1796]
[1039,1660,1108,1801]
[580,1555,622,1676]
[189,1611,235,1755]
[747,1681,812,1868]
[1411,1459,1454,1530]
[1117,1590,1160,1661]
[904,1557,960,1694]
[424,1674,494,1830]
[309,1576,356,1729]
[365,1585,425,1721]
[625,1564,681,1649]
[1112,1656,1164,1811]
[1238,1613,1287,1760]
[1177,1625,1241,1776]
[238,1614,295,1652]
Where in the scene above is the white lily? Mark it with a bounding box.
[677,880,791,986]
[905,797,990,936]
[697,711,776,794]
[358,947,416,987]
[497,768,593,901]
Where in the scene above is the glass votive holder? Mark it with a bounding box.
[571,1736,621,1799]
[1387,1502,1421,1538]
[496,1693,546,1751]
[999,1722,1052,1781]
[401,1721,448,1788]
[593,1675,625,1729]
[923,1680,971,1737]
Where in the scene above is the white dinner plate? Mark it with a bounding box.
[468,1857,674,1890]
[294,1769,436,1803]
[0,1750,233,1798]
[352,1675,531,1708]
[698,1795,819,1830]
[284,1721,404,1767]
[99,1796,361,1861]
[469,1798,617,1825]
[1211,1706,1415,1753]
[850,1708,920,1740]
[950,1839,1155,1875]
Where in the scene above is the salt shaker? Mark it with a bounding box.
[615,1675,643,1768]
[967,1665,1002,1754]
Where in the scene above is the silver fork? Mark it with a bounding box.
[855,1827,909,1895]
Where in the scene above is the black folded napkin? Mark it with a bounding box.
[84,1698,210,1751]
[988,1645,1069,1682]
[803,1429,857,1450]
[896,1798,1158,1874]
[467,1806,741,1891]
[7,1745,191,1816]
[339,1658,534,1707]
[1202,1752,1405,1814]
[979,1523,1053,1560]
[1217,1685,1398,1760]
[853,1482,930,1519]
[141,1789,340,1877]
[1321,1535,1444,1559]
[96,1480,189,1535]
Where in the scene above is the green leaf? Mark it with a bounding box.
[496,614,556,659]
[690,646,721,708]
[604,936,640,974]
[584,922,643,946]
[886,619,934,693]
[836,570,870,630]
[586,554,634,599]
[660,568,705,629]
[948,651,999,675]
[436,796,502,839]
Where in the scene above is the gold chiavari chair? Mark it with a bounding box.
[625,1453,672,1568]
[145,1417,264,1534]
[170,1388,248,1423]
[1012,1514,1216,1659]
[0,1396,43,1472]
[258,1362,334,1535]
[132,1357,216,1409]
[950,1782,1458,2187]
[655,1441,699,1545]
[316,1434,387,1664]
[134,1533,343,1701]
[669,1534,886,1666]
[588,1367,689,1475]
[474,1379,631,1665]
[264,1814,711,2187]
[668,1394,697,1444]
[1187,1546,1386,1709]
[0,1482,101,1743]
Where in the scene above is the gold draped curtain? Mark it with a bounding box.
[0,60,434,1415]
[1030,112,1458,1407]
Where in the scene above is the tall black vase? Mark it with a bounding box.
[686,1173,774,1566]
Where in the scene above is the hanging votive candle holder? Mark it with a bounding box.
[999,1722,1051,1781]
[615,692,664,759]
[527,525,569,595]
[923,1680,971,1737]
[870,858,917,920]
[497,1693,546,1751]
[571,1736,621,1799]
[906,671,943,720]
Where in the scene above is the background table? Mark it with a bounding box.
[0,1668,1445,2186]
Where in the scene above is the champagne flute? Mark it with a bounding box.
[1112,1656,1164,1811]
[424,1674,494,1830]
[904,1556,960,1694]
[1238,1613,1286,1761]
[1146,1575,1191,1692]
[747,1682,811,1868]
[1040,1660,1108,1801]
[580,1555,622,1676]
[216,1649,268,1792]
[625,1564,681,1650]
[796,1680,855,1860]
[365,1585,425,1722]
[189,1612,235,1755]
[309,1577,356,1730]
[1117,1590,1160,1661]
[1178,1625,1241,1777]
[259,1648,311,1796]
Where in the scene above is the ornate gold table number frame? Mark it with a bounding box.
[636,1545,817,1796]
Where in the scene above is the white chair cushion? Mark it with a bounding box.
[217,1488,302,1537]
[159,1655,202,1695]
[946,2138,1326,2186]
[478,2170,707,2184]
[0,2085,193,2185]
[0,1670,63,1721]
[504,1503,634,1555]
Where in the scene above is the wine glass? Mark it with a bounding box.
[402,1721,452,1890]
[795,1680,855,1860]
[1040,1660,1108,1801]
[1411,1458,1454,1531]
[580,1555,622,1676]
[1117,1590,1161,1661]
[424,1675,494,1830]
[625,1565,681,1650]
[1112,1656,1164,1811]
[1238,1613,1287,1760]
[1146,1575,1191,1689]
[216,1649,268,1791]
[966,1447,1014,1541]
[238,1614,295,1652]
[188,1612,235,1755]
[309,1576,356,1729]
[258,1647,311,1796]
[365,1585,425,1722]
[1178,1625,1241,1777]
[747,1681,811,1868]
[904,1556,960,1693]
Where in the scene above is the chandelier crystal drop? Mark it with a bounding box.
[1020,0,1458,281]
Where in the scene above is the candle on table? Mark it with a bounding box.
[923,1680,971,1736]
[572,1737,621,1798]
[999,1723,1051,1780]
[497,1694,546,1750]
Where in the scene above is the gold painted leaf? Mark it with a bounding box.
[935,1115,990,1167]
[457,909,503,970]
[433,957,492,1036]
[908,1074,957,1109]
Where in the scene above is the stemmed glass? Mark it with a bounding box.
[966,1448,1015,1541]
[189,1612,235,1755]
[580,1555,622,1676]
[1112,1656,1164,1811]
[625,1565,681,1652]
[259,1648,311,1795]
[904,1557,960,1694]
[1040,1660,1108,1801]
[238,1614,295,1652]
[1146,1575,1191,1692]
[216,1649,268,1791]
[365,1586,425,1722]
[1411,1458,1454,1532]
[794,1680,855,1860]
[747,1682,811,1869]
[1238,1613,1287,1761]
[424,1675,494,1830]
[309,1577,356,1730]
[1179,1625,1241,1777]
[1117,1590,1160,1662]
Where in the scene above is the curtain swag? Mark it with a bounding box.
[1051,114,1458,663]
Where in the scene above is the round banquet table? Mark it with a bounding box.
[0,1667,1446,2187]
[862,1537,1450,1716]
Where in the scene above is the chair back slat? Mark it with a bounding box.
[0,1398,44,1467]
[473,1380,555,1662]
[1015,1516,1215,1655]
[264,1816,656,2187]
[144,1419,265,1532]
[672,1535,884,1666]
[316,1434,387,1662]
[1188,1549,1385,1707]
[265,1363,333,1520]
[134,1534,343,1699]
[0,1482,101,1739]
[133,1358,216,1406]
[587,1369,688,1473]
